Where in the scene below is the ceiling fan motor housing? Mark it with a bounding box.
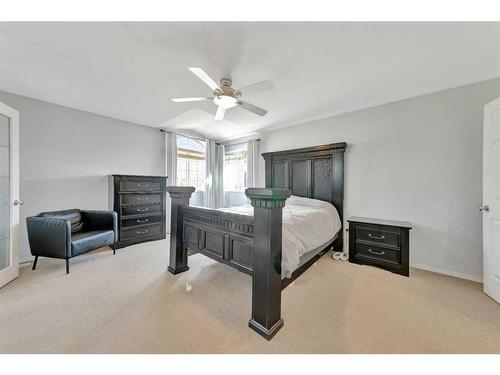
[219,78,232,88]
[213,77,240,109]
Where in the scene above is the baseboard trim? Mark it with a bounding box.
[411,263,482,283]
[19,259,33,268]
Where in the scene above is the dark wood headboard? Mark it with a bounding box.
[262,142,347,224]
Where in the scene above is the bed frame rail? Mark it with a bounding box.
[182,204,255,274]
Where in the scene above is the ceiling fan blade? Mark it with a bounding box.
[171,97,212,103]
[238,101,268,116]
[237,80,274,97]
[188,67,221,91]
[215,106,225,121]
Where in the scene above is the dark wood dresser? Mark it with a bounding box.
[348,217,412,276]
[109,175,168,249]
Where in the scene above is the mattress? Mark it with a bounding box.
[295,233,338,270]
[217,195,342,278]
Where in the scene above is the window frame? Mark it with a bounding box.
[223,142,248,193]
[175,134,206,191]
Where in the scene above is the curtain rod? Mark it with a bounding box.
[160,128,222,145]
[223,138,261,147]
[161,129,261,146]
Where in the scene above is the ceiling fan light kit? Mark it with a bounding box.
[171,67,273,121]
[213,94,238,109]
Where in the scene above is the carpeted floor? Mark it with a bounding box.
[1,238,500,353]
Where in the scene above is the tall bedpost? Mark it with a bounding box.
[245,187,292,340]
[166,186,195,275]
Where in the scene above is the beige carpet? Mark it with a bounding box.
[1,238,500,353]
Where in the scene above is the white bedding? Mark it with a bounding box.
[217,195,342,278]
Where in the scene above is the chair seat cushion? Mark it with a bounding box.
[71,230,114,257]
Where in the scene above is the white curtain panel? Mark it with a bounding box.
[204,139,215,208]
[216,144,225,208]
[164,131,177,233]
[165,131,177,185]
[247,139,260,188]
[204,140,225,209]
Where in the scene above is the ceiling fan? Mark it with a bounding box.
[171,67,274,121]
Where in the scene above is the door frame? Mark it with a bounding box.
[0,102,20,287]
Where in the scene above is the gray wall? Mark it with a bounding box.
[0,91,165,262]
[258,78,500,281]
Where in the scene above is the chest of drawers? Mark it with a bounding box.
[109,175,168,249]
[348,217,412,277]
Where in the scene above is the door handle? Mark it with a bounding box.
[13,200,24,206]
[479,205,490,212]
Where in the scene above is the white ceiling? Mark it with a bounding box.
[1,22,500,141]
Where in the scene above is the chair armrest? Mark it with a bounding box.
[81,210,118,241]
[26,216,71,259]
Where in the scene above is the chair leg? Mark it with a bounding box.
[32,256,38,270]
[66,259,70,274]
[112,243,116,255]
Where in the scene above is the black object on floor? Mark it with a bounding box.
[27,209,117,274]
[348,217,412,277]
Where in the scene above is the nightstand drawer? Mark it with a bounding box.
[356,226,400,248]
[355,243,400,265]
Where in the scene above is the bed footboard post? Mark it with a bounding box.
[166,186,195,275]
[245,187,292,340]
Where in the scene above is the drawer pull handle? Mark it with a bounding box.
[137,197,149,201]
[137,230,149,234]
[136,208,149,212]
[368,233,385,240]
[137,219,149,223]
[137,183,149,187]
[368,248,385,256]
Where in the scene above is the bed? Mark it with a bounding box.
[166,142,346,339]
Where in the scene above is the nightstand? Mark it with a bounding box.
[347,217,412,277]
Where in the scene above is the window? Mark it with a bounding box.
[224,143,247,192]
[223,143,248,207]
[176,135,206,191]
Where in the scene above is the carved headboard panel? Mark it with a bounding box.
[262,142,347,223]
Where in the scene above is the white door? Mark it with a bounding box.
[0,102,20,288]
[483,97,500,302]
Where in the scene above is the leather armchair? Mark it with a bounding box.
[27,209,117,274]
